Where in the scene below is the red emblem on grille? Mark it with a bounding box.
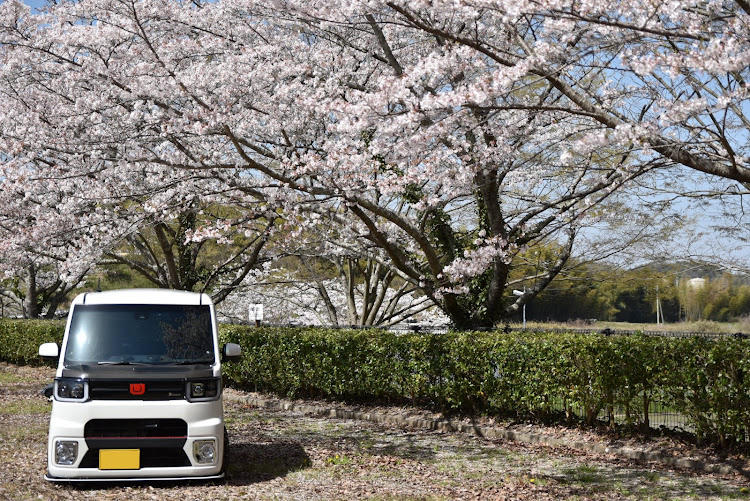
[129,383,146,396]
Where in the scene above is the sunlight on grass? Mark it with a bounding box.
[1,399,50,415]
[0,371,38,385]
[561,464,605,485]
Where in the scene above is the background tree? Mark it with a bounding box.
[2,258,87,319]
[260,233,438,326]
[101,203,276,304]
[677,271,750,322]
[0,151,92,317]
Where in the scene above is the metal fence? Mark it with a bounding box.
[233,321,746,339]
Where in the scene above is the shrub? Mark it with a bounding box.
[220,326,750,446]
[0,319,65,366]
[662,336,750,446]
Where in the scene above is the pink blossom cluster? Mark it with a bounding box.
[0,0,746,323]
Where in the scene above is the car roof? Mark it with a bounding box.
[71,288,212,306]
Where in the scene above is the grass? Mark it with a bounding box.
[547,464,750,500]
[0,371,37,384]
[0,414,48,441]
[562,464,605,484]
[225,410,282,426]
[228,456,309,478]
[325,453,354,466]
[0,399,50,416]
[356,430,376,450]
[458,445,517,461]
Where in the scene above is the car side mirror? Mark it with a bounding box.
[222,342,242,362]
[39,342,60,360]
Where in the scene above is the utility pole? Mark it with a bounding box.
[656,284,663,325]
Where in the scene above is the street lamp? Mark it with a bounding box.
[512,289,526,329]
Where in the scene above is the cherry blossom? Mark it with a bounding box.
[1,0,745,327]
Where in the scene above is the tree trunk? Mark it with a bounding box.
[23,264,39,319]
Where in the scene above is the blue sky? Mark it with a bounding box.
[22,0,47,10]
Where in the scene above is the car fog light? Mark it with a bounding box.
[55,441,78,465]
[193,440,216,464]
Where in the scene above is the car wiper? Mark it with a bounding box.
[97,361,149,365]
[171,359,214,365]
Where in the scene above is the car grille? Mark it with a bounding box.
[81,419,190,468]
[88,380,185,400]
[85,418,187,438]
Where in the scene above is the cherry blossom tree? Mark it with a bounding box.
[371,0,750,184]
[3,0,743,328]
[234,261,441,327]
[0,257,87,318]
[0,193,90,318]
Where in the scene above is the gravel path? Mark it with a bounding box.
[1,362,749,500]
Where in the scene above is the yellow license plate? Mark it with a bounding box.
[99,449,140,470]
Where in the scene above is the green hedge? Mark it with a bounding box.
[4,320,750,446]
[221,326,750,446]
[219,328,678,422]
[0,319,65,366]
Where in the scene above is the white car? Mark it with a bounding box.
[39,288,241,482]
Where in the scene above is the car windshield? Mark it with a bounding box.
[64,304,215,365]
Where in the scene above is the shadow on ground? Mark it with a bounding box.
[541,463,749,499]
[226,441,311,484]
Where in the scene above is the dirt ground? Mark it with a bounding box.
[1,362,750,500]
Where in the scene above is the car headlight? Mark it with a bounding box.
[55,378,89,402]
[187,378,221,402]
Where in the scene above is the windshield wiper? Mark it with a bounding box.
[171,359,214,365]
[97,361,149,366]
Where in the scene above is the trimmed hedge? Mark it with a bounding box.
[0,319,64,366]
[219,327,672,419]
[3,319,750,446]
[220,326,750,446]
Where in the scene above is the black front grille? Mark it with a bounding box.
[85,418,187,438]
[81,419,190,469]
[89,380,185,400]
